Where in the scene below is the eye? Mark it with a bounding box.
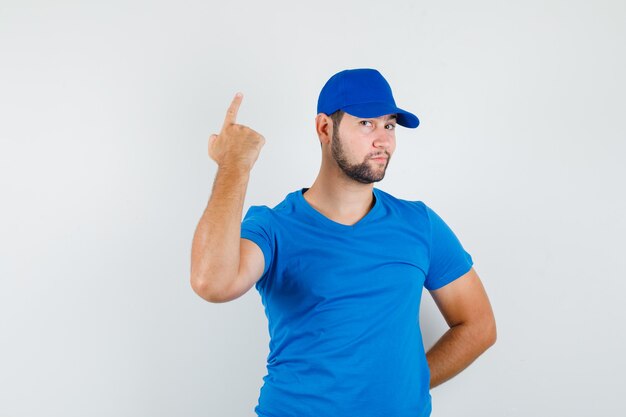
[359,120,372,127]
[385,124,396,130]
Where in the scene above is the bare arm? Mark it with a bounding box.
[190,93,265,302]
[426,267,497,389]
[190,166,251,301]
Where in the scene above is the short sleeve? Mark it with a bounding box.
[240,205,274,279]
[423,204,473,291]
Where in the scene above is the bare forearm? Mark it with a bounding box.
[190,166,250,297]
[426,322,495,389]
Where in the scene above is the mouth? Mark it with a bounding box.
[371,157,388,162]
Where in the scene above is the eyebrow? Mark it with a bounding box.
[386,114,397,121]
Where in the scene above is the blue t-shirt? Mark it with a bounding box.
[240,187,473,417]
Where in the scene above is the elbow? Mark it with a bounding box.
[482,316,497,349]
[465,315,497,351]
[190,274,229,303]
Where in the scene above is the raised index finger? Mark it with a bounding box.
[222,92,243,129]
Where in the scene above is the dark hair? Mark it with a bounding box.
[329,109,345,132]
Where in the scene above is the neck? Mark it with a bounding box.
[303,168,376,224]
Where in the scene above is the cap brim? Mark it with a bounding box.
[341,102,420,128]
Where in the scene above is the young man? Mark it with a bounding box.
[190,68,496,417]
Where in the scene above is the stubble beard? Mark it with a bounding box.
[331,128,390,184]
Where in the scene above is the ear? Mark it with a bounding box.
[315,113,332,146]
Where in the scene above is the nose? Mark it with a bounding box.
[373,126,394,150]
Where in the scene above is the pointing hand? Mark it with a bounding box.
[208,93,266,172]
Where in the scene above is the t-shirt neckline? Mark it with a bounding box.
[296,187,382,231]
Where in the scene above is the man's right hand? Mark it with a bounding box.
[208,92,266,172]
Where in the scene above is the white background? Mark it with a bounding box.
[1,1,625,416]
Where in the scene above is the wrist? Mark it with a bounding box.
[218,164,251,177]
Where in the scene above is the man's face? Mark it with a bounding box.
[330,112,397,184]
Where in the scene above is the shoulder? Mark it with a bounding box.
[374,187,430,216]
[242,189,299,224]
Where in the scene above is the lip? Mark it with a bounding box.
[371,157,388,161]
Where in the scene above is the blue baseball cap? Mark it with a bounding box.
[317,68,420,128]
